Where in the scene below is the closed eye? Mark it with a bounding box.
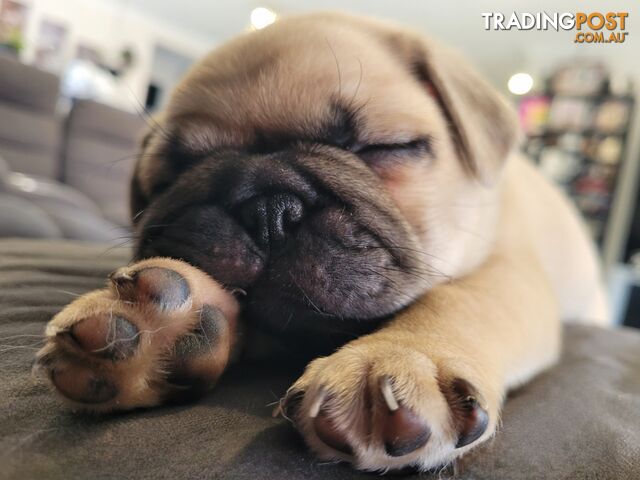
[351,137,433,164]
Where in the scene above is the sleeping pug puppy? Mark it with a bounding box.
[35,12,608,472]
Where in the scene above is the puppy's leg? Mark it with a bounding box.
[35,258,241,412]
[281,247,561,472]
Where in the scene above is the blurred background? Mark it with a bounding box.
[1,0,639,326]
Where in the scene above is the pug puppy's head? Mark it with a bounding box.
[131,13,518,351]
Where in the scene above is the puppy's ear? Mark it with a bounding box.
[388,33,520,185]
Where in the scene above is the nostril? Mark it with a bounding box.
[239,196,268,240]
[271,193,304,241]
[281,194,304,224]
[239,192,305,247]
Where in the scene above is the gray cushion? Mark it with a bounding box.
[5,172,101,214]
[0,57,61,178]
[0,104,60,149]
[0,195,62,238]
[0,173,127,243]
[65,99,146,144]
[0,239,638,480]
[0,56,59,113]
[26,201,129,243]
[62,100,145,226]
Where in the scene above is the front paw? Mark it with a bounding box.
[34,258,240,412]
[280,341,497,472]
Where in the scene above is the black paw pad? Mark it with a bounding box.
[67,315,139,360]
[110,267,190,311]
[313,411,352,455]
[382,405,431,457]
[173,305,225,358]
[166,305,227,395]
[51,366,117,404]
[446,378,489,449]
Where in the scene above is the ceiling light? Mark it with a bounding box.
[251,7,277,30]
[508,73,534,95]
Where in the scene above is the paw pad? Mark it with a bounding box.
[283,361,492,469]
[66,314,139,360]
[173,305,224,357]
[168,304,229,392]
[110,267,191,311]
[379,376,431,457]
[307,389,353,455]
[51,366,117,404]
[36,258,239,412]
[446,378,489,448]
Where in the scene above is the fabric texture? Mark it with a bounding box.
[0,239,638,480]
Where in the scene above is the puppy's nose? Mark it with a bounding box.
[239,192,304,248]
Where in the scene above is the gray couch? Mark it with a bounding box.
[0,239,639,480]
[0,57,145,240]
[0,157,128,241]
[63,99,144,226]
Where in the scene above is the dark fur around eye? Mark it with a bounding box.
[166,136,206,175]
[353,137,434,163]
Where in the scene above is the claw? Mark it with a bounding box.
[380,375,399,412]
[277,388,304,420]
[109,270,134,283]
[379,376,431,457]
[308,387,326,418]
[45,324,69,337]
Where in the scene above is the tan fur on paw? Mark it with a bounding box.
[34,258,240,412]
[280,340,498,472]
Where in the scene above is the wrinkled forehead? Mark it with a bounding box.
[163,21,436,151]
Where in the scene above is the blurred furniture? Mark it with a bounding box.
[608,262,640,328]
[62,99,145,225]
[0,57,145,241]
[612,173,640,326]
[0,239,639,480]
[518,63,640,327]
[620,159,640,268]
[0,155,127,241]
[0,55,62,178]
[519,62,635,248]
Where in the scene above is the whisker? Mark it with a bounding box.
[325,38,342,99]
[132,209,146,221]
[348,57,364,108]
[54,289,83,298]
[349,244,454,280]
[0,333,46,341]
[90,324,172,355]
[98,239,136,258]
[123,84,174,144]
[288,272,335,318]
[0,341,46,353]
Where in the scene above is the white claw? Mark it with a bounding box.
[308,388,327,418]
[44,324,67,338]
[380,375,399,412]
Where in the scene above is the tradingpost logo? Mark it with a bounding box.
[481,12,629,44]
